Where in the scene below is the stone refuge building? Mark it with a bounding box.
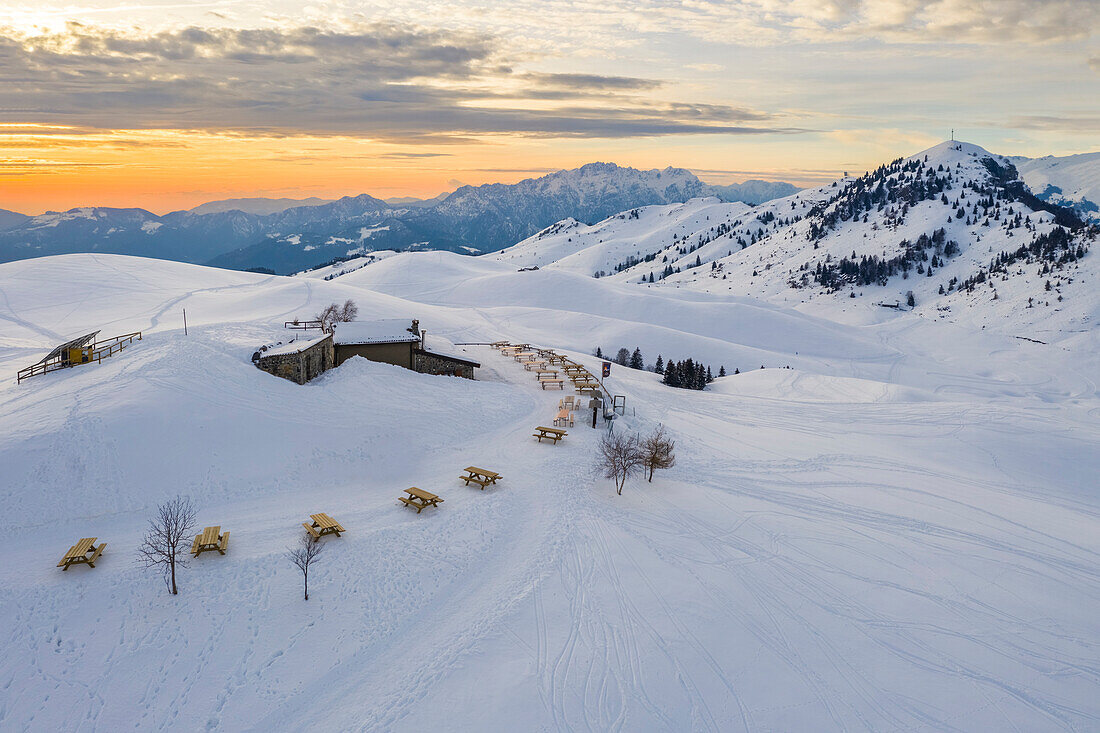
[252,333,333,385]
[253,319,480,384]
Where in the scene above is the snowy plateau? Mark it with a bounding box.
[0,141,1098,731]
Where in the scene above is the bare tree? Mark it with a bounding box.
[641,425,676,482]
[289,533,325,600]
[137,496,197,595]
[596,431,645,495]
[316,299,358,333]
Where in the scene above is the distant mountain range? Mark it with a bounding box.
[0,163,800,274]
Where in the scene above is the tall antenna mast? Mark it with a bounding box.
[951,129,955,142]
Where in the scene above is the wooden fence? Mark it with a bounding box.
[17,331,143,383]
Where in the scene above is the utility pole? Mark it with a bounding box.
[183,308,188,336]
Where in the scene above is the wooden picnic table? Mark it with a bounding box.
[303,513,345,539]
[553,408,574,427]
[535,369,559,378]
[545,355,568,365]
[514,352,536,361]
[461,466,502,489]
[533,426,567,443]
[490,341,510,349]
[523,361,548,371]
[540,379,564,390]
[400,487,444,513]
[58,537,106,570]
[191,525,229,557]
[562,365,587,374]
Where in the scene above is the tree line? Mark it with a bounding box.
[593,345,731,390]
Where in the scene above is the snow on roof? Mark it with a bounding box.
[333,319,420,345]
[259,333,330,357]
[420,334,480,366]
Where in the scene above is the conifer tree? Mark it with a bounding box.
[654,354,663,373]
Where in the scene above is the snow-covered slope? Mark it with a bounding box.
[1,249,1098,730]
[1012,151,1100,221]
[489,197,751,276]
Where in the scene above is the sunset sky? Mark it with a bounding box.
[1,0,1098,214]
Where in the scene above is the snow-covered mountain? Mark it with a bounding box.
[709,179,801,205]
[491,141,1096,336]
[189,197,334,216]
[1011,151,1100,221]
[0,164,796,274]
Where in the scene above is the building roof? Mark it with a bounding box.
[333,319,420,346]
[419,334,481,367]
[259,333,330,358]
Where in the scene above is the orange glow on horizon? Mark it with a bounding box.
[1,127,848,215]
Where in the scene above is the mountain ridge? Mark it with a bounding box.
[0,163,798,273]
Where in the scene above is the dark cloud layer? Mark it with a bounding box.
[0,23,797,141]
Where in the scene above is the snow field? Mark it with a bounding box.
[0,252,1097,730]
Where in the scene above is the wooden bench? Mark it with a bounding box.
[58,537,106,570]
[524,361,548,371]
[191,526,229,557]
[303,513,345,539]
[400,487,444,513]
[461,466,501,489]
[540,379,564,390]
[533,426,567,444]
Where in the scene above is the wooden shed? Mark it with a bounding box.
[332,319,422,368]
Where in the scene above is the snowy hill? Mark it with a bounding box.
[489,197,752,276]
[1,252,1098,729]
[656,141,1096,336]
[1012,151,1100,221]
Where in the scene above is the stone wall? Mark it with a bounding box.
[256,335,333,385]
[414,350,477,379]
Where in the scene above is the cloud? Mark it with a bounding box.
[0,22,798,142]
[518,72,662,91]
[1008,115,1100,132]
[375,152,453,159]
